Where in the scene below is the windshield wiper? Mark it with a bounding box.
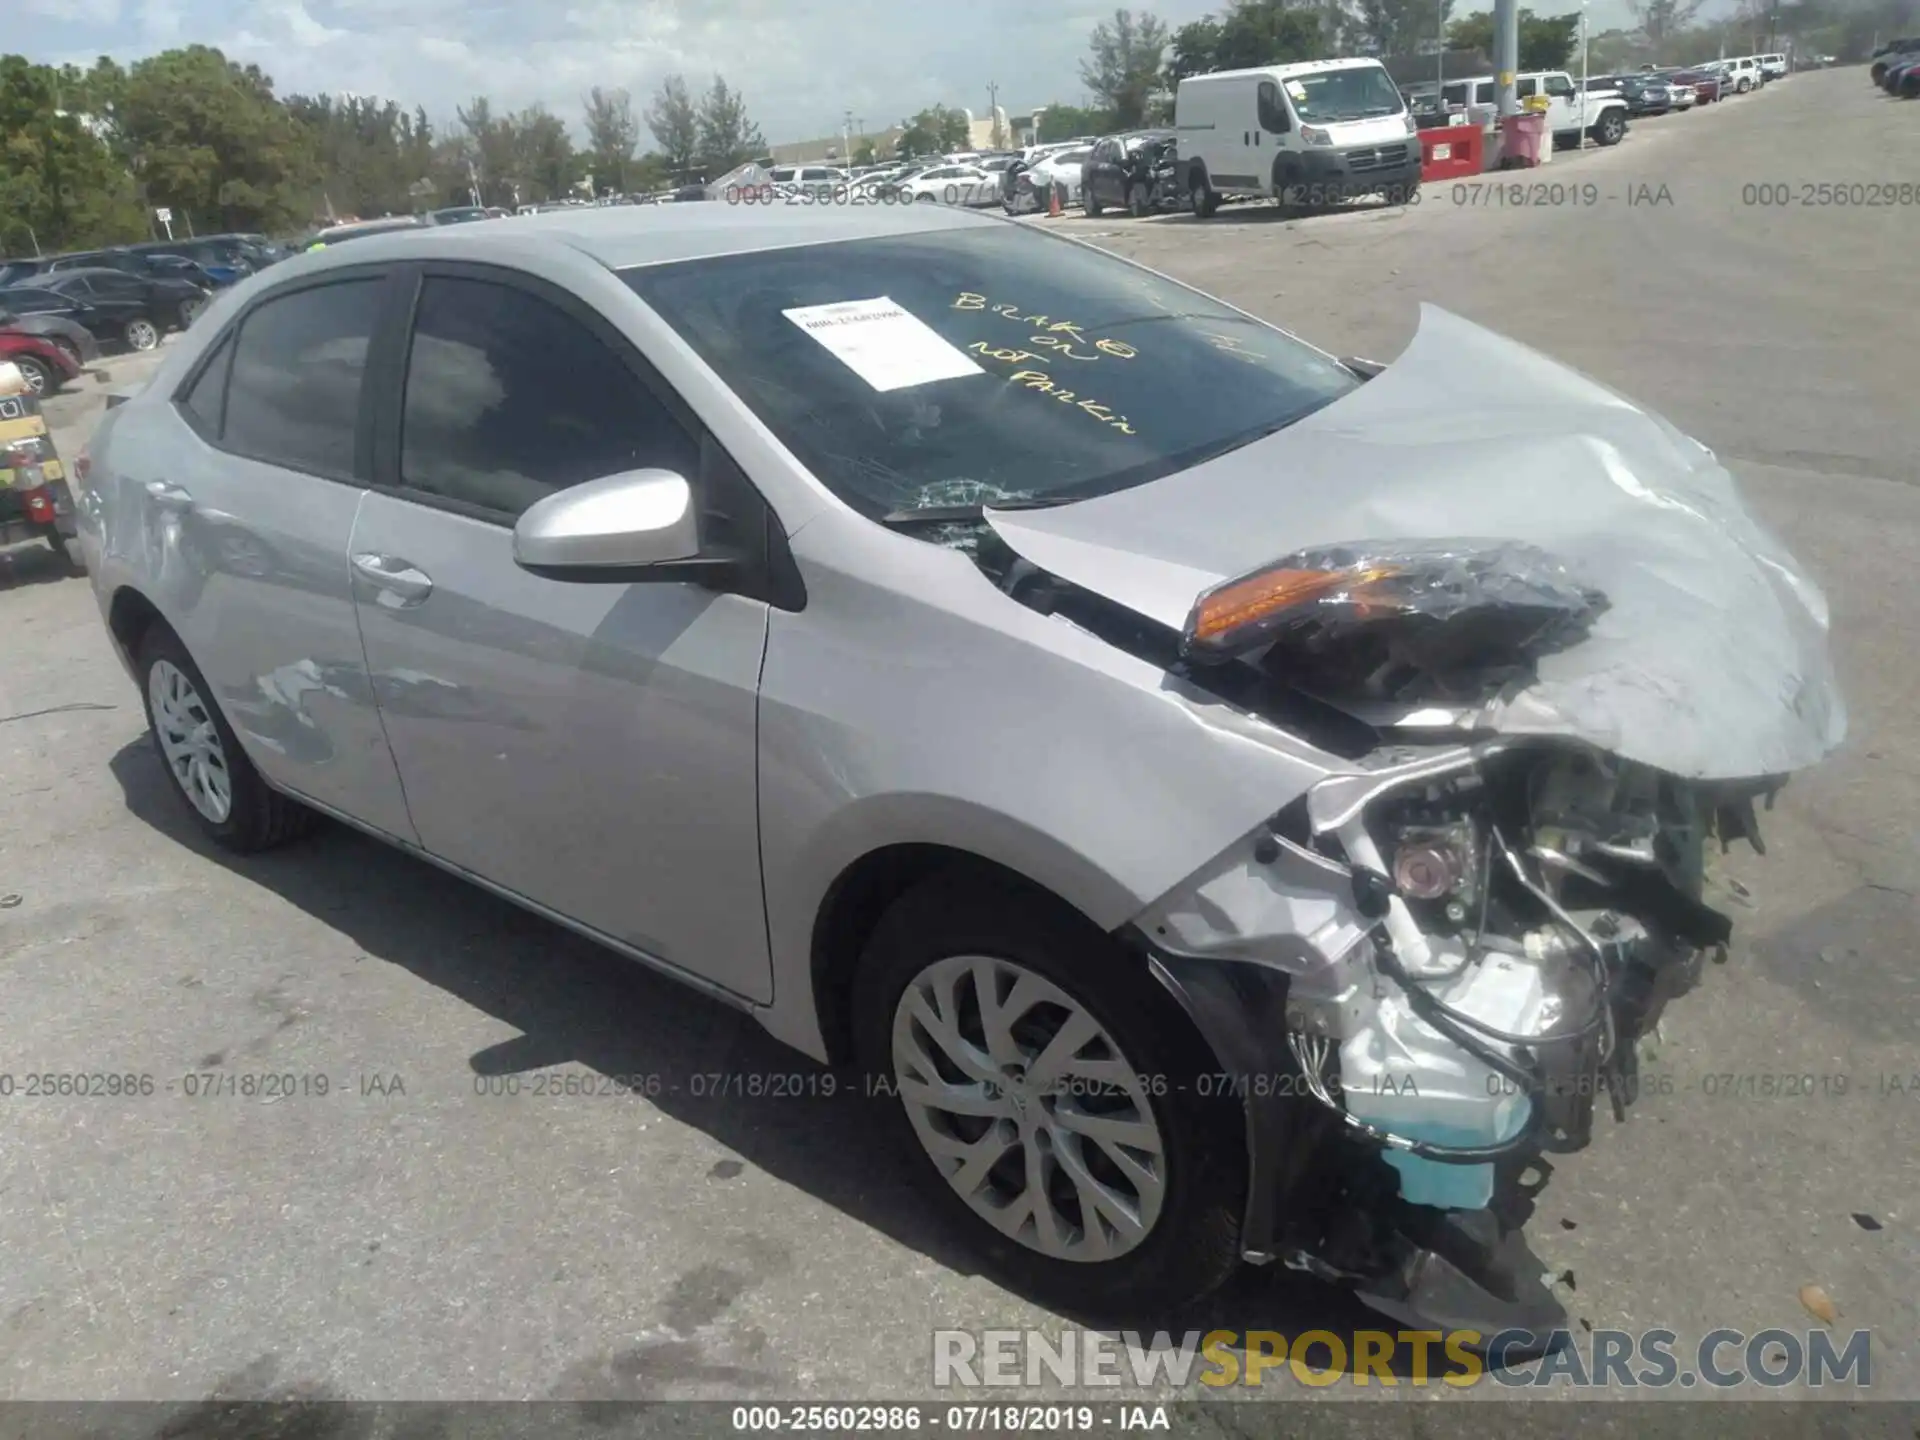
[879,497,1067,527]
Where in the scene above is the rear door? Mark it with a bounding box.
[123,267,418,838]
[345,263,773,1000]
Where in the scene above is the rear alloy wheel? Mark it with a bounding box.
[9,354,52,396]
[854,871,1246,1315]
[137,624,319,851]
[124,317,160,351]
[179,294,209,326]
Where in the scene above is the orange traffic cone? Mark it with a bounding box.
[1048,184,1062,218]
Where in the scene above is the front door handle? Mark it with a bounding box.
[351,552,434,608]
[145,480,195,512]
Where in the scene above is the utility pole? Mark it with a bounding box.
[843,109,853,160]
[1493,0,1519,121]
[987,81,999,146]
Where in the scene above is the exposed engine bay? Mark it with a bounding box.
[964,524,1790,1332]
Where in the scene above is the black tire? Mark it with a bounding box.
[852,868,1247,1317]
[1084,188,1104,217]
[1126,182,1150,218]
[1593,110,1627,145]
[9,354,55,396]
[45,532,84,576]
[135,623,320,853]
[123,316,160,352]
[1189,177,1218,218]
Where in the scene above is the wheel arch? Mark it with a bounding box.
[107,584,167,668]
[808,838,1139,1068]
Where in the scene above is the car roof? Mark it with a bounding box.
[279,199,1000,278]
[1184,57,1389,83]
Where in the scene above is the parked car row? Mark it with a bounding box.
[1870,37,1920,96]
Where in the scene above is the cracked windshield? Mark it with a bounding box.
[624,225,1357,519]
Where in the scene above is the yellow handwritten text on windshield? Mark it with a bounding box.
[1005,370,1137,436]
[1201,331,1270,365]
[951,293,1138,361]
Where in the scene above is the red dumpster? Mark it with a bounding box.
[1418,124,1483,182]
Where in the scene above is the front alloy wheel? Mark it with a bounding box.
[10,355,51,395]
[893,953,1168,1262]
[854,872,1247,1314]
[124,317,160,351]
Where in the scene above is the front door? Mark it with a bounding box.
[347,265,773,1000]
[1541,73,1583,136]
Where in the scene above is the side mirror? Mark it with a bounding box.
[512,469,702,581]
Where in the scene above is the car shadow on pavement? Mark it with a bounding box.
[1163,195,1416,226]
[0,545,80,590]
[109,736,1410,1367]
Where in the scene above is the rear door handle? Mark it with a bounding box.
[351,552,434,608]
[145,481,195,512]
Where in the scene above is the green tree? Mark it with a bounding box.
[645,75,700,181]
[1449,8,1580,66]
[110,45,318,234]
[1354,0,1455,55]
[0,54,145,253]
[853,139,878,165]
[896,105,971,158]
[694,76,765,177]
[1213,0,1329,67]
[511,106,576,200]
[1031,102,1116,141]
[1625,0,1710,54]
[1080,9,1171,126]
[582,86,639,195]
[286,92,428,218]
[1167,18,1226,80]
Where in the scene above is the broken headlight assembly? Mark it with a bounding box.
[1179,538,1608,703]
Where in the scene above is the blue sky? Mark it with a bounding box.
[14,0,1648,146]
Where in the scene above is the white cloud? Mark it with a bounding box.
[31,0,1654,144]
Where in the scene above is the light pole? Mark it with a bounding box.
[1579,0,1590,149]
[1437,0,1446,98]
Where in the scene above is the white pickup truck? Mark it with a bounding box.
[1411,70,1630,147]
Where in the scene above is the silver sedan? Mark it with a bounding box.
[72,203,1842,1328]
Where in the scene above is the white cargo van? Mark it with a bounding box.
[1176,57,1423,216]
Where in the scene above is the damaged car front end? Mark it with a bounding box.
[623,219,1842,1330]
[974,308,1844,1332]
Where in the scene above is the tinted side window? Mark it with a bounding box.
[398,276,698,519]
[1546,74,1574,96]
[1257,81,1291,132]
[91,273,144,296]
[1517,77,1539,97]
[178,334,235,437]
[2,289,65,313]
[224,279,382,479]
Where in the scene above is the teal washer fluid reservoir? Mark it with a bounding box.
[1337,948,1547,1211]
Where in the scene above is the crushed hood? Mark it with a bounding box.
[987,305,1845,781]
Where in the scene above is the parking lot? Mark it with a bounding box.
[1,64,1916,1425]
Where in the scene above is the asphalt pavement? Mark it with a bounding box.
[1,66,1916,1434]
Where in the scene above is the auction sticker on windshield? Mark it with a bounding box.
[783,296,984,392]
